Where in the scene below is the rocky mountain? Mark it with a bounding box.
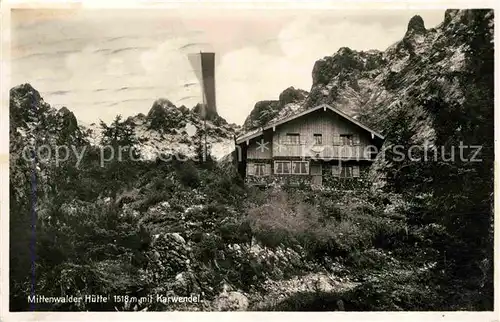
[242,9,494,144]
[84,99,238,161]
[9,84,89,204]
[242,86,308,131]
[10,84,87,146]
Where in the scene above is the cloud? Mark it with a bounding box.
[64,45,111,91]
[105,57,126,76]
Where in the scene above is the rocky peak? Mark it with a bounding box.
[10,83,42,104]
[312,47,373,86]
[240,9,493,139]
[405,15,427,37]
[10,83,50,130]
[57,106,72,116]
[10,83,87,146]
[444,9,460,26]
[191,103,222,122]
[10,83,44,116]
[57,106,79,131]
[146,98,185,132]
[242,87,309,131]
[147,98,176,117]
[278,87,308,106]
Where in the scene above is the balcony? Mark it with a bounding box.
[273,143,375,160]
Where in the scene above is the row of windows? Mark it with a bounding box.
[275,161,309,174]
[285,133,360,145]
[251,161,360,177]
[333,164,360,178]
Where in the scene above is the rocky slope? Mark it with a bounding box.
[10,84,240,162]
[242,9,494,143]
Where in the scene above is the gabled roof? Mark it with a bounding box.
[236,103,384,144]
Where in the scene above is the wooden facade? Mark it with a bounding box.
[236,104,384,188]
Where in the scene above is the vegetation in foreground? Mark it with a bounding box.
[10,115,493,310]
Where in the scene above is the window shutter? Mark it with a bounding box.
[332,165,340,177]
[247,163,255,176]
[265,164,271,175]
[274,162,280,174]
[353,165,360,177]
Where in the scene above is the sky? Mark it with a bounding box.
[11,8,445,125]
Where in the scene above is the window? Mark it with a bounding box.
[292,161,309,174]
[248,163,268,176]
[275,161,291,174]
[332,164,360,178]
[254,163,267,176]
[333,134,360,146]
[340,134,353,146]
[341,165,353,178]
[313,134,323,145]
[286,133,300,144]
[275,161,309,175]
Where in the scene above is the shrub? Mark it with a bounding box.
[246,190,320,249]
[30,202,151,311]
[203,166,246,206]
[245,189,412,261]
[175,161,200,188]
[194,233,223,263]
[314,219,374,255]
[137,191,171,212]
[216,218,252,244]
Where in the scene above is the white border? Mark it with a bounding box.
[1,1,498,321]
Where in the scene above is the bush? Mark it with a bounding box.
[246,190,320,249]
[175,161,200,188]
[263,267,440,311]
[245,189,413,261]
[194,233,223,263]
[216,218,252,244]
[137,191,171,212]
[28,202,152,311]
[314,219,374,255]
[203,166,246,206]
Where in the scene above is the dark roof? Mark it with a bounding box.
[236,103,384,144]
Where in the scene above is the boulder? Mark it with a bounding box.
[171,233,186,244]
[213,291,249,311]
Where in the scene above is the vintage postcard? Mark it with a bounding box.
[1,0,498,320]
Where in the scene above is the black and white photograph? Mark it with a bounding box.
[2,1,496,316]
